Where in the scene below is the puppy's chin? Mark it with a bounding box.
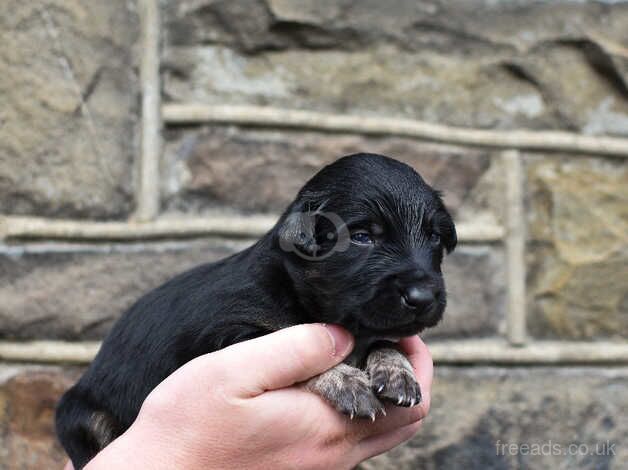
[356,302,444,337]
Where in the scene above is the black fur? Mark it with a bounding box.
[56,153,456,468]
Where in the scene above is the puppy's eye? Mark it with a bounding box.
[429,232,441,246]
[350,230,374,245]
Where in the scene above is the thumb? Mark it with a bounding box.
[212,324,354,397]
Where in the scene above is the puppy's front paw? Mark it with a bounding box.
[367,348,422,407]
[306,363,385,420]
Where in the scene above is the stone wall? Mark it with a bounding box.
[0,1,627,469]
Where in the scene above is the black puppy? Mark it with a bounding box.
[56,153,457,468]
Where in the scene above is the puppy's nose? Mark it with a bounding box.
[401,285,435,310]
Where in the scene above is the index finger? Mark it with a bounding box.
[206,324,354,397]
[397,335,433,414]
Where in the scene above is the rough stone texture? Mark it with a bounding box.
[0,365,82,470]
[162,0,628,135]
[0,241,503,341]
[162,126,503,226]
[0,1,625,468]
[526,155,628,340]
[0,240,247,340]
[2,365,627,470]
[425,246,506,340]
[0,1,139,218]
[361,367,628,470]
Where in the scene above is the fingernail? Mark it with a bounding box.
[323,324,353,357]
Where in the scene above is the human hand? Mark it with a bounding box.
[82,324,433,470]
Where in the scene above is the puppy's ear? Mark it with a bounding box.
[433,193,457,254]
[442,218,457,254]
[438,209,457,254]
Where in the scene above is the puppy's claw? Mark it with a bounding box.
[369,412,376,422]
[368,352,422,408]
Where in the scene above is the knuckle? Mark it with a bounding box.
[416,400,430,421]
[140,387,175,421]
[290,325,332,366]
[402,421,423,441]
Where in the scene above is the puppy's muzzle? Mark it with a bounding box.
[396,271,443,316]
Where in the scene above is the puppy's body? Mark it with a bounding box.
[56,241,295,465]
[56,154,456,468]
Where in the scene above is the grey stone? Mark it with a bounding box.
[164,1,628,56]
[162,0,628,134]
[361,367,628,470]
[0,240,247,340]
[425,246,506,340]
[162,126,499,223]
[0,1,140,218]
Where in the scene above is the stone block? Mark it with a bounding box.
[526,155,628,340]
[0,240,245,340]
[162,127,501,226]
[0,365,82,469]
[0,1,140,218]
[0,241,504,341]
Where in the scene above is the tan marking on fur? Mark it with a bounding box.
[89,411,117,450]
[366,348,414,375]
[306,363,368,394]
[306,363,384,419]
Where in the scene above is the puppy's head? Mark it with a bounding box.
[275,153,457,337]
